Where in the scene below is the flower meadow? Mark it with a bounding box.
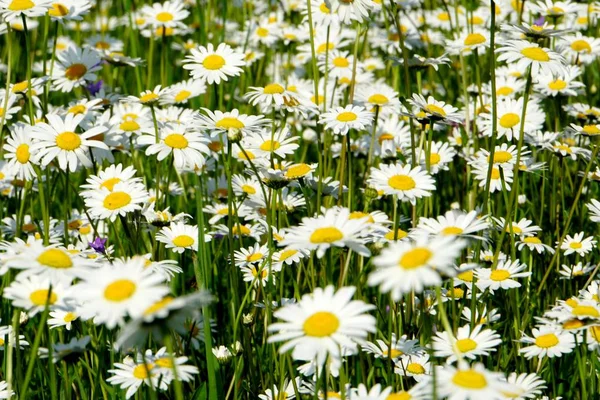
[3,0,600,399]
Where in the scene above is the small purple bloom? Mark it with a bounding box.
[89,237,107,254]
[87,80,103,96]
[533,15,545,26]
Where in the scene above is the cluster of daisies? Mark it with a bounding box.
[1,0,600,398]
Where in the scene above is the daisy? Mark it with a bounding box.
[29,113,108,172]
[279,207,371,258]
[408,94,463,124]
[435,362,508,400]
[432,324,502,362]
[138,123,210,169]
[519,325,576,359]
[559,32,600,64]
[52,46,102,92]
[0,0,52,22]
[84,181,149,222]
[3,123,37,181]
[475,258,531,292]
[127,85,167,106]
[362,333,422,360]
[496,40,566,77]
[245,82,301,109]
[160,79,206,105]
[560,232,596,256]
[73,257,169,329]
[516,236,555,254]
[150,347,199,383]
[559,262,595,279]
[156,222,202,253]
[48,308,78,330]
[4,241,95,281]
[329,0,372,24]
[240,264,273,287]
[535,66,585,97]
[0,381,14,399]
[183,43,246,85]
[367,163,435,204]
[394,352,432,382]
[3,275,71,316]
[478,97,545,141]
[493,217,541,236]
[319,105,373,135]
[142,0,189,30]
[233,243,269,268]
[80,164,143,196]
[0,325,29,349]
[195,108,268,138]
[0,90,21,123]
[368,235,467,299]
[586,199,600,222]
[245,127,299,159]
[501,372,547,399]
[419,141,457,174]
[107,354,168,399]
[267,285,376,366]
[415,210,489,240]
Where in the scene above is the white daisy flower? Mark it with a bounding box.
[432,324,502,362]
[183,42,246,85]
[367,163,436,204]
[84,181,149,222]
[156,222,204,253]
[319,104,373,135]
[475,258,531,292]
[496,39,566,77]
[52,46,102,92]
[559,231,596,256]
[519,325,576,359]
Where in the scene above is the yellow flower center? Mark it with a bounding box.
[164,133,188,149]
[144,296,174,315]
[310,227,343,244]
[368,94,389,105]
[572,305,599,317]
[64,312,77,322]
[590,326,600,342]
[156,11,173,22]
[120,120,140,132]
[429,153,441,165]
[56,132,81,151]
[349,211,375,223]
[8,0,34,11]
[523,237,541,244]
[259,140,281,152]
[240,184,256,195]
[316,42,335,54]
[101,177,121,191]
[16,144,30,164]
[319,2,330,13]
[155,357,173,368]
[583,125,600,135]
[548,79,567,91]
[336,111,357,122]
[216,117,244,129]
[263,83,285,95]
[442,226,463,235]
[278,249,297,262]
[499,113,520,129]
[406,362,426,374]
[571,40,592,53]
[140,93,159,103]
[104,279,137,302]
[388,175,416,191]
[562,319,584,330]
[490,150,512,163]
[464,33,486,46]
[303,311,340,337]
[521,47,550,62]
[496,86,514,96]
[231,225,251,236]
[246,252,263,262]
[37,249,73,269]
[285,163,311,179]
[256,27,269,37]
[174,90,191,102]
[65,63,88,80]
[95,41,110,50]
[103,191,132,210]
[30,289,58,306]
[425,104,446,116]
[132,364,154,379]
[387,393,411,400]
[457,270,474,282]
[12,80,29,93]
[456,338,477,353]
[490,269,510,281]
[203,54,226,70]
[399,248,432,269]
[385,229,408,240]
[452,370,487,389]
[172,234,194,248]
[535,333,559,348]
[332,57,349,68]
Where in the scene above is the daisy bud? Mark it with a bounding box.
[227,128,243,143]
[19,311,29,325]
[451,201,460,210]
[212,345,232,364]
[518,194,527,204]
[364,186,379,201]
[302,128,318,142]
[243,313,254,325]
[231,341,243,356]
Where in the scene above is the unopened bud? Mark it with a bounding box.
[227,128,243,143]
